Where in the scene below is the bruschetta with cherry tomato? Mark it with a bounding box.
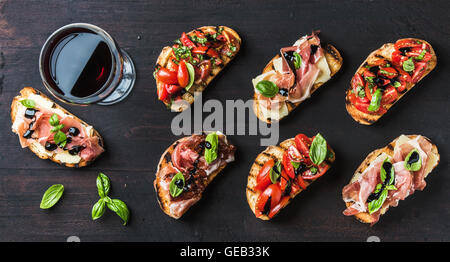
[346,38,437,125]
[252,31,343,123]
[154,26,241,112]
[246,133,335,220]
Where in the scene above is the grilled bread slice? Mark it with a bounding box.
[253,43,343,123]
[246,136,335,220]
[11,87,104,168]
[344,135,439,224]
[154,133,235,219]
[155,26,241,112]
[345,38,437,125]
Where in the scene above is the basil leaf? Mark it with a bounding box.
[356,85,365,98]
[204,132,218,164]
[309,133,327,166]
[185,62,195,91]
[414,50,427,61]
[91,198,106,220]
[293,52,302,69]
[404,149,422,171]
[291,161,300,170]
[385,185,397,191]
[269,161,282,183]
[107,199,130,225]
[96,173,110,198]
[368,89,382,112]
[310,166,318,175]
[403,58,415,72]
[393,81,401,88]
[20,99,35,108]
[380,158,395,185]
[368,188,388,214]
[40,184,64,209]
[50,124,64,133]
[169,172,185,197]
[255,80,279,98]
[53,130,67,145]
[49,113,60,126]
[379,69,395,76]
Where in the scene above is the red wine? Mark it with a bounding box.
[43,29,113,98]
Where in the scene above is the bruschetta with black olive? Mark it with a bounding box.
[11,87,104,167]
[252,31,343,123]
[154,132,235,219]
[154,26,241,112]
[342,135,439,225]
[246,133,335,220]
[346,38,437,125]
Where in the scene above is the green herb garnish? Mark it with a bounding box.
[40,184,64,209]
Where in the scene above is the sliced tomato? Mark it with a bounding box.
[192,46,209,55]
[177,60,189,87]
[268,196,290,219]
[365,82,374,101]
[194,30,205,38]
[180,32,196,48]
[362,69,376,78]
[395,80,407,92]
[392,50,408,66]
[255,184,282,217]
[378,67,398,79]
[157,84,170,102]
[395,39,423,50]
[294,134,311,157]
[206,48,219,58]
[381,86,398,104]
[290,180,301,197]
[302,162,330,180]
[255,159,275,191]
[351,73,365,93]
[282,151,296,179]
[279,169,291,195]
[166,59,179,72]
[216,34,227,42]
[397,68,412,83]
[412,62,427,83]
[165,84,183,95]
[349,93,386,115]
[156,68,178,84]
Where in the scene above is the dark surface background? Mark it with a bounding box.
[0,0,449,242]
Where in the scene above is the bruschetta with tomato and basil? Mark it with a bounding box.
[154,26,241,112]
[154,132,235,219]
[252,31,343,123]
[346,38,437,125]
[246,133,335,220]
[342,135,439,225]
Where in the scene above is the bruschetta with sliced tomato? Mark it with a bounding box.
[346,38,437,125]
[252,31,343,123]
[154,26,241,112]
[342,135,439,225]
[154,132,235,219]
[246,133,335,220]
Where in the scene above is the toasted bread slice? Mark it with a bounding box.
[11,87,104,168]
[345,38,437,125]
[253,43,343,123]
[344,135,440,224]
[154,133,234,219]
[155,26,241,112]
[246,136,335,220]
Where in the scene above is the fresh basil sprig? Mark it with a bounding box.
[368,158,397,214]
[40,184,64,209]
[368,89,382,112]
[293,52,302,69]
[309,133,328,166]
[270,161,282,183]
[414,50,427,61]
[255,80,279,98]
[49,114,67,147]
[91,173,130,225]
[169,172,185,197]
[204,132,219,164]
[404,149,422,171]
[20,99,36,109]
[403,58,415,72]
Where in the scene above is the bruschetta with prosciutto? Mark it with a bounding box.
[154,26,241,112]
[252,31,343,123]
[11,87,104,167]
[346,38,437,125]
[342,135,440,225]
[154,132,235,219]
[247,133,335,220]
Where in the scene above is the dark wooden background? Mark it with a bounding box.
[0,0,449,242]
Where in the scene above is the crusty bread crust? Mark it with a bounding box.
[10,87,104,168]
[253,43,343,123]
[246,137,335,220]
[345,38,437,125]
[154,133,232,219]
[155,26,242,112]
[344,135,440,224]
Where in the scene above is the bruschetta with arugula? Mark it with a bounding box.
[247,133,335,220]
[154,26,241,112]
[346,38,437,125]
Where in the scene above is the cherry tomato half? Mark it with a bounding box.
[268,196,290,219]
[255,184,282,217]
[378,67,398,79]
[395,39,423,50]
[180,32,196,48]
[156,68,178,84]
[381,86,398,104]
[255,159,275,191]
[177,60,189,88]
[392,50,408,67]
[166,84,183,95]
[302,162,330,180]
[412,62,427,83]
[157,84,170,102]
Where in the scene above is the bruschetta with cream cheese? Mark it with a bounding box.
[252,31,343,123]
[11,87,104,167]
[154,26,241,112]
[154,132,235,219]
[342,135,439,225]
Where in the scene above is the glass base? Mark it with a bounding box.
[97,49,136,105]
